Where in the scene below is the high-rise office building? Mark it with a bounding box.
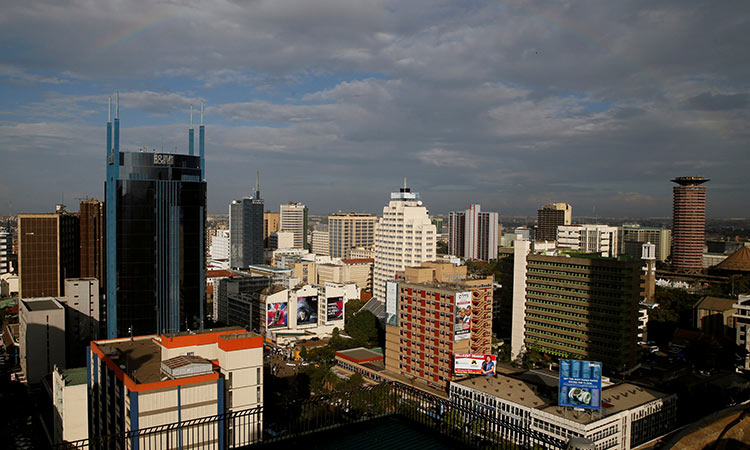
[328,212,377,258]
[557,224,619,257]
[280,202,308,250]
[511,242,643,371]
[263,212,280,247]
[671,176,708,273]
[79,199,104,280]
[448,204,499,260]
[18,211,80,298]
[384,261,493,391]
[105,97,206,338]
[620,225,671,262]
[373,182,436,302]
[536,202,572,242]
[230,173,264,268]
[448,211,465,257]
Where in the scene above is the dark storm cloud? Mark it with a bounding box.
[684,93,749,111]
[0,0,749,217]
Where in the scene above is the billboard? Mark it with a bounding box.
[326,296,344,321]
[297,296,319,324]
[454,291,471,341]
[558,360,602,410]
[386,281,398,326]
[455,354,497,375]
[267,302,288,328]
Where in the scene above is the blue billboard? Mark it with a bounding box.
[558,360,602,410]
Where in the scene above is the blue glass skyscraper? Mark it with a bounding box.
[105,96,207,338]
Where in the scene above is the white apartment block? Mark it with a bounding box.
[52,366,88,445]
[19,297,66,384]
[372,184,436,302]
[557,224,620,258]
[0,229,11,275]
[210,229,230,261]
[280,202,308,249]
[61,278,100,341]
[312,230,330,256]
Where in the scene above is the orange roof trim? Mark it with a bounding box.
[217,334,264,352]
[160,329,245,349]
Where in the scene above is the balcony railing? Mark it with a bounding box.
[55,382,565,450]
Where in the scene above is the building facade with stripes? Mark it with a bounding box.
[87,327,263,448]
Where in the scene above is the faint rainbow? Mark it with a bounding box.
[93,9,179,54]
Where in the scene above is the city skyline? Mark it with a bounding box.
[1,1,749,218]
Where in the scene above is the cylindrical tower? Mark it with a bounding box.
[671,176,708,273]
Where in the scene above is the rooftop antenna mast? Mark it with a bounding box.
[189,104,195,156]
[255,170,260,200]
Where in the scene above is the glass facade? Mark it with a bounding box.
[230,198,264,268]
[108,151,206,337]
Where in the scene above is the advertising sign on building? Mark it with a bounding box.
[454,291,471,341]
[558,360,602,410]
[454,354,496,375]
[326,296,344,321]
[297,296,319,324]
[386,281,398,326]
[267,302,288,328]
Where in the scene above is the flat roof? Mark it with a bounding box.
[163,326,243,339]
[96,338,162,384]
[21,298,63,312]
[60,367,88,386]
[540,383,669,424]
[696,296,737,312]
[336,347,384,363]
[455,375,549,409]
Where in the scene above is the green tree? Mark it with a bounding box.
[345,309,380,346]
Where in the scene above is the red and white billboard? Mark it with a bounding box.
[454,353,496,375]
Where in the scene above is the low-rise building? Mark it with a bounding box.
[215,275,272,332]
[19,297,66,384]
[317,258,373,292]
[261,283,358,344]
[557,224,619,258]
[348,247,374,260]
[52,366,88,445]
[694,296,737,340]
[89,327,264,448]
[1,272,19,297]
[450,373,677,450]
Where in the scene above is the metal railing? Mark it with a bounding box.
[55,382,565,450]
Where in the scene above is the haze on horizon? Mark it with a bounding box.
[1,1,748,218]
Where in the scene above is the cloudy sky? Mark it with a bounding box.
[1,0,748,218]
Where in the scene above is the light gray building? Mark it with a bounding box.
[20,297,66,383]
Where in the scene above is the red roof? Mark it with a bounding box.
[342,258,374,264]
[360,291,373,301]
[206,270,236,278]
